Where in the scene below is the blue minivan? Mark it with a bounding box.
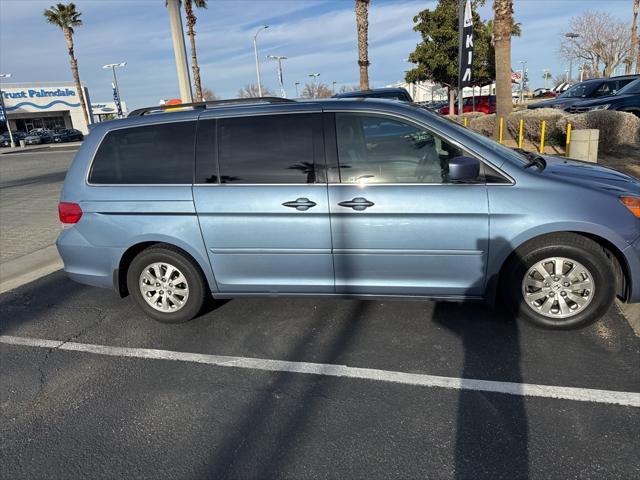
[56,97,640,329]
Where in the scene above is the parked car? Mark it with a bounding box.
[24,130,53,145]
[51,128,84,143]
[532,88,557,98]
[419,100,448,111]
[528,75,639,110]
[438,95,496,115]
[565,78,640,116]
[0,131,27,147]
[333,87,413,102]
[56,97,640,329]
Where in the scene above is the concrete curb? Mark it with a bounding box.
[0,142,81,155]
[0,245,62,294]
[616,301,640,337]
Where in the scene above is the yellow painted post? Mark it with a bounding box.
[518,119,524,149]
[565,123,572,157]
[463,117,468,127]
[539,120,546,153]
[499,117,504,144]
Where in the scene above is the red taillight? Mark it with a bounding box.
[58,202,83,224]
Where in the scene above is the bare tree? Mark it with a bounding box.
[339,84,361,93]
[237,84,274,98]
[628,0,639,74]
[559,11,631,77]
[301,82,333,98]
[355,0,370,90]
[201,87,218,101]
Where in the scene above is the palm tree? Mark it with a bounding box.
[184,0,207,101]
[44,3,90,126]
[492,0,514,135]
[355,0,371,90]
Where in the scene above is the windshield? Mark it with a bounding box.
[615,78,640,95]
[559,82,598,98]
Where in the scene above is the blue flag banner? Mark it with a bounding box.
[112,83,123,117]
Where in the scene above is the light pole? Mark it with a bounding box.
[308,73,320,98]
[0,73,15,148]
[564,32,580,84]
[295,82,300,97]
[543,69,550,89]
[103,62,126,117]
[332,81,337,94]
[519,60,527,103]
[167,0,192,103]
[267,55,287,98]
[253,25,269,97]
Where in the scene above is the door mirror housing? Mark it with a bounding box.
[449,156,480,182]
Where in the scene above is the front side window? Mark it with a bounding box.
[217,113,321,184]
[335,113,472,184]
[89,121,196,184]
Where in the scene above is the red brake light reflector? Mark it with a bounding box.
[58,202,83,224]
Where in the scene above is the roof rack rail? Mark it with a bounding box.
[127,96,296,117]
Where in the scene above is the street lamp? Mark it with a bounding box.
[332,81,337,93]
[308,73,320,98]
[564,32,580,83]
[253,25,269,97]
[102,62,126,117]
[519,60,527,103]
[294,82,300,97]
[267,55,288,98]
[0,73,15,148]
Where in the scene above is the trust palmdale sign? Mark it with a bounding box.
[2,88,77,100]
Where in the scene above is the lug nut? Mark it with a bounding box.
[156,282,160,287]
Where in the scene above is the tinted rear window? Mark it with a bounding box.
[88,121,195,184]
[215,113,321,184]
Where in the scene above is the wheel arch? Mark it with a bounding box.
[115,239,216,298]
[487,230,632,305]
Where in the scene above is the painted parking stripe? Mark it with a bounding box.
[1,334,639,407]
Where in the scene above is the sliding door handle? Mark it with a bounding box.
[338,197,375,211]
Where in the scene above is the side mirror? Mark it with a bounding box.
[449,156,480,182]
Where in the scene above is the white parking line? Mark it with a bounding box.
[1,334,639,407]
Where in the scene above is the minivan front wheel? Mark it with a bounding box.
[127,246,207,323]
[503,234,615,329]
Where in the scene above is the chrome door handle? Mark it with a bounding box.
[282,197,317,211]
[338,197,375,211]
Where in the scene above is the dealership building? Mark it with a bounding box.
[0,81,93,134]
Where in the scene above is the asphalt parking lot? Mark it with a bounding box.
[1,271,639,479]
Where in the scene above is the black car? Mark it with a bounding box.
[51,128,84,143]
[0,131,27,147]
[332,87,413,102]
[565,78,640,116]
[527,75,639,110]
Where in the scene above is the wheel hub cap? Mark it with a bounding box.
[521,257,595,319]
[139,262,189,313]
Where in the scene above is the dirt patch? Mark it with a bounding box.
[597,145,640,178]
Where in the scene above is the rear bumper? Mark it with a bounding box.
[623,236,640,303]
[56,227,122,290]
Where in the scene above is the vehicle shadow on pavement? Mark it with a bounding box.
[205,301,371,479]
[434,302,529,480]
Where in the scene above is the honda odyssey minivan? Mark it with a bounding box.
[56,97,640,329]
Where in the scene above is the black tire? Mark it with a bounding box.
[126,245,208,323]
[502,233,615,329]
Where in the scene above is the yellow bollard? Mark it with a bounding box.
[518,119,524,149]
[499,117,504,144]
[539,120,546,153]
[565,123,572,157]
[463,117,468,127]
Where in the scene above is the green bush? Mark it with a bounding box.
[556,110,640,150]
[505,108,565,146]
[468,113,496,136]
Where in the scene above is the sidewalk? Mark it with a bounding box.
[0,245,62,294]
[0,141,81,155]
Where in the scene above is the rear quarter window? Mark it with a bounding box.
[88,121,196,184]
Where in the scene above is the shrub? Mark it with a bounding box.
[469,113,496,136]
[505,108,565,146]
[556,110,640,150]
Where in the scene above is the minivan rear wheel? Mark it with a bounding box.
[127,246,207,323]
[502,234,615,329]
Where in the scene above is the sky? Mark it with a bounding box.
[0,0,633,110]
